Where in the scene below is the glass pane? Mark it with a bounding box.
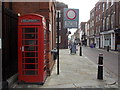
[22,40,38,45]
[25,64,38,69]
[22,52,25,57]
[22,34,37,39]
[23,58,38,63]
[22,28,37,33]
[24,46,38,51]
[24,70,38,75]
[25,52,38,57]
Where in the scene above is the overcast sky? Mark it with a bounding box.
[58,0,98,22]
[57,0,98,36]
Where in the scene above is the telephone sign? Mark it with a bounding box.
[63,8,79,28]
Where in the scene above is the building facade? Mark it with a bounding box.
[14,2,57,75]
[2,1,57,88]
[86,1,120,50]
[94,2,103,48]
[80,22,87,45]
[56,2,68,49]
[74,29,80,45]
[100,1,119,50]
[86,20,90,46]
[89,7,95,46]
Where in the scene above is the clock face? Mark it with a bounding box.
[66,9,76,20]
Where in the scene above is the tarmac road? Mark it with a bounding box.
[82,46,118,80]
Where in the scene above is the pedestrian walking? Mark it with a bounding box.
[70,42,77,54]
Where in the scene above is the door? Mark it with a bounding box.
[18,26,43,82]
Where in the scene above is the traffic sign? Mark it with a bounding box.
[63,8,79,28]
[66,9,76,20]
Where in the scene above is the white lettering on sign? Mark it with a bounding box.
[0,38,1,49]
[21,19,40,23]
[65,21,78,28]
[63,8,79,28]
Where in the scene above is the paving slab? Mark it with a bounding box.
[11,49,118,88]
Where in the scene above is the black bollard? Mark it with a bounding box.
[107,46,109,52]
[97,53,103,80]
[79,46,82,56]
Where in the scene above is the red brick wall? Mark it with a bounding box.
[4,2,56,76]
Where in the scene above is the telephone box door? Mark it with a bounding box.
[18,26,44,83]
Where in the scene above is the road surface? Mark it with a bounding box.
[82,46,118,80]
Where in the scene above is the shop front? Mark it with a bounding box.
[95,37,100,48]
[100,30,115,50]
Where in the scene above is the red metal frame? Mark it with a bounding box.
[18,14,47,83]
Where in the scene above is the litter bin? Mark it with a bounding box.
[51,49,57,60]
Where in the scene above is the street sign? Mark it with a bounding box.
[66,9,76,20]
[63,8,79,28]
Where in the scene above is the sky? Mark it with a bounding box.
[57,0,98,37]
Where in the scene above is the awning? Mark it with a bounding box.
[100,30,115,34]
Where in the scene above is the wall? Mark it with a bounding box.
[56,2,68,49]
[0,2,2,90]
[11,2,56,75]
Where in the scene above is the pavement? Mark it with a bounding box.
[11,49,119,88]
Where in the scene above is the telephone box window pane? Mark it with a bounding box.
[22,40,38,45]
[23,58,38,63]
[24,46,38,51]
[22,34,38,39]
[25,64,38,69]
[24,70,38,75]
[25,52,38,57]
[22,28,38,33]
[22,52,25,57]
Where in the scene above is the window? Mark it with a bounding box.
[111,0,114,6]
[99,5,101,9]
[103,19,105,30]
[111,13,114,28]
[96,16,98,22]
[92,20,94,27]
[56,10,61,18]
[56,36,61,43]
[59,22,61,30]
[106,0,109,9]
[99,26,101,32]
[96,27,98,34]
[106,16,109,30]
[102,3,105,12]
[99,14,101,21]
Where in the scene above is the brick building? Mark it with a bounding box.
[86,1,120,50]
[85,19,90,46]
[89,7,95,46]
[56,2,68,49]
[100,1,119,50]
[2,1,56,88]
[94,2,103,48]
[74,29,80,45]
[80,22,87,45]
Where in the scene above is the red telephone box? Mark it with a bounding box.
[18,14,48,84]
